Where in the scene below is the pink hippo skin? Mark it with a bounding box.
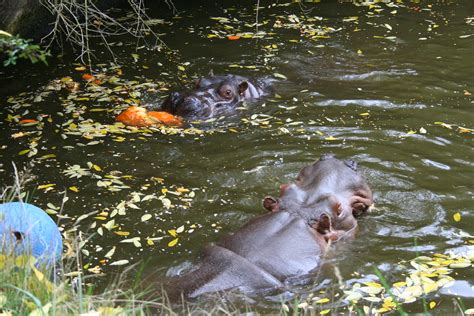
[165,154,373,299]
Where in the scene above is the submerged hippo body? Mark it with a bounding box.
[160,75,265,119]
[165,154,373,298]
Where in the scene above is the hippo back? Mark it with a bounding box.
[165,211,324,298]
[218,211,324,281]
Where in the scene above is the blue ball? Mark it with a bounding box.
[0,202,62,266]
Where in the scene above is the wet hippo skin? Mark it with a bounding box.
[164,154,373,299]
[160,74,265,119]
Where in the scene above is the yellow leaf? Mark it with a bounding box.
[316,298,330,304]
[320,309,330,315]
[168,238,179,247]
[459,127,472,133]
[359,112,370,116]
[32,267,44,281]
[453,212,461,222]
[364,281,382,288]
[114,231,130,236]
[19,149,30,156]
[176,187,189,193]
[429,301,436,309]
[168,229,177,237]
[38,184,56,190]
[69,186,79,192]
[325,136,338,141]
[147,238,154,246]
[92,164,102,171]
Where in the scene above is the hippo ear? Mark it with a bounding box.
[320,153,335,161]
[238,81,249,95]
[263,196,279,212]
[311,213,331,235]
[344,159,357,171]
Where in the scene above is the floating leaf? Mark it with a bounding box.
[227,35,241,40]
[38,184,55,190]
[449,262,471,268]
[316,298,330,304]
[69,186,79,192]
[104,246,116,259]
[168,238,179,247]
[109,259,129,266]
[176,225,185,234]
[141,214,152,222]
[273,73,287,80]
[114,231,130,236]
[162,198,172,209]
[453,212,461,222]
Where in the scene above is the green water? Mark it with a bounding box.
[1,0,473,313]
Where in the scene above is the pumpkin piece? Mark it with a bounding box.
[148,111,183,127]
[116,106,154,127]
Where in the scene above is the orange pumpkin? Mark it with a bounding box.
[116,106,154,127]
[148,111,183,127]
[116,106,183,127]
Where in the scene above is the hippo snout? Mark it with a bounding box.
[161,91,182,113]
[175,96,204,116]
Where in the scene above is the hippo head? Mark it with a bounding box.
[263,154,373,235]
[161,75,251,119]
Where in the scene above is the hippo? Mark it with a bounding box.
[164,154,373,299]
[160,75,265,119]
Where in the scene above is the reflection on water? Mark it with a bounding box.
[0,0,473,313]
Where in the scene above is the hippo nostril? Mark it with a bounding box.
[12,231,24,241]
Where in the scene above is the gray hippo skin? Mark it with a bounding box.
[164,154,373,299]
[160,75,264,119]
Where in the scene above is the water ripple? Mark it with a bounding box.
[316,99,426,109]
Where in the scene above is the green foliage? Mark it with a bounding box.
[0,32,50,67]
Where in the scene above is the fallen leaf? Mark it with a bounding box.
[168,238,179,247]
[227,35,241,40]
[453,212,461,222]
